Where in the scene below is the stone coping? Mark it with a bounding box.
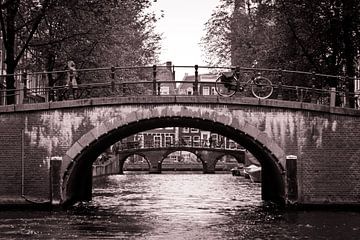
[0,95,360,116]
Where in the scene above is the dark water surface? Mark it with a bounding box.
[0,173,359,239]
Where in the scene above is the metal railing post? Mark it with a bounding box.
[111,66,115,93]
[277,68,283,100]
[344,77,350,108]
[311,72,317,103]
[19,72,27,104]
[172,65,176,80]
[194,65,199,95]
[330,87,336,107]
[235,66,240,92]
[152,65,157,95]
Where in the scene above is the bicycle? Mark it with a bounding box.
[215,71,273,99]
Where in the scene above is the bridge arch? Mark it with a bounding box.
[161,149,206,172]
[160,149,245,173]
[118,153,151,173]
[62,106,286,206]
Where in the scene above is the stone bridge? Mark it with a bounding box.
[1,95,360,207]
[116,145,245,174]
[92,146,245,176]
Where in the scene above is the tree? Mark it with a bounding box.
[25,0,161,83]
[201,0,278,68]
[276,0,360,105]
[0,0,161,104]
[203,0,360,107]
[0,0,53,104]
[201,0,232,66]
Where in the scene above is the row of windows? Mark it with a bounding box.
[182,128,199,133]
[181,86,217,95]
[160,85,217,96]
[180,135,239,149]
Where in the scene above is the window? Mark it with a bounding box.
[154,135,162,147]
[165,135,173,147]
[182,127,189,133]
[227,139,236,149]
[210,134,218,147]
[187,87,193,95]
[190,128,199,133]
[203,86,210,95]
[182,136,192,146]
[193,136,200,146]
[137,134,144,147]
[211,87,216,95]
[160,86,170,95]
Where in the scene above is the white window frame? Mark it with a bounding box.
[187,87,193,95]
[203,86,210,95]
[182,127,189,133]
[183,136,192,146]
[190,128,199,133]
[164,135,173,147]
[160,86,170,95]
[193,136,200,146]
[154,135,162,147]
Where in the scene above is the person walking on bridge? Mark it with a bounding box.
[66,60,78,88]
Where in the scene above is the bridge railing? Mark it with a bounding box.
[115,139,245,152]
[0,65,358,108]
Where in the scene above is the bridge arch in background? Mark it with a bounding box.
[62,107,286,206]
[117,148,244,174]
[160,149,245,173]
[118,153,151,173]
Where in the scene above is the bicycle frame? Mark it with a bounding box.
[215,71,273,99]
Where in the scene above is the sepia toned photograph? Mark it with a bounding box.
[0,0,360,239]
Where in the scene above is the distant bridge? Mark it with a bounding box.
[1,65,360,208]
[93,140,246,175]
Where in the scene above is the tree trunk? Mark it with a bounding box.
[46,52,56,101]
[5,65,16,105]
[342,0,357,108]
[3,0,20,105]
[5,45,16,105]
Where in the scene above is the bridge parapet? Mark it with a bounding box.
[0,64,358,109]
[116,139,245,152]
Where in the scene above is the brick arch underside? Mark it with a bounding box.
[62,114,286,207]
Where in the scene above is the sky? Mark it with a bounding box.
[150,0,220,77]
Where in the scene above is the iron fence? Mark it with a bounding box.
[116,139,245,152]
[0,65,358,108]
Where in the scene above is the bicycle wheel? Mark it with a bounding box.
[215,74,237,97]
[250,76,273,99]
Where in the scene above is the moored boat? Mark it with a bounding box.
[230,164,244,176]
[231,166,243,176]
[244,164,261,183]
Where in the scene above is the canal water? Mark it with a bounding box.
[0,173,360,239]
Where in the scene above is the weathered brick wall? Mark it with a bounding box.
[0,96,359,205]
[297,114,360,204]
[232,105,360,204]
[0,113,23,201]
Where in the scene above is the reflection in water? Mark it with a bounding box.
[0,174,359,239]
